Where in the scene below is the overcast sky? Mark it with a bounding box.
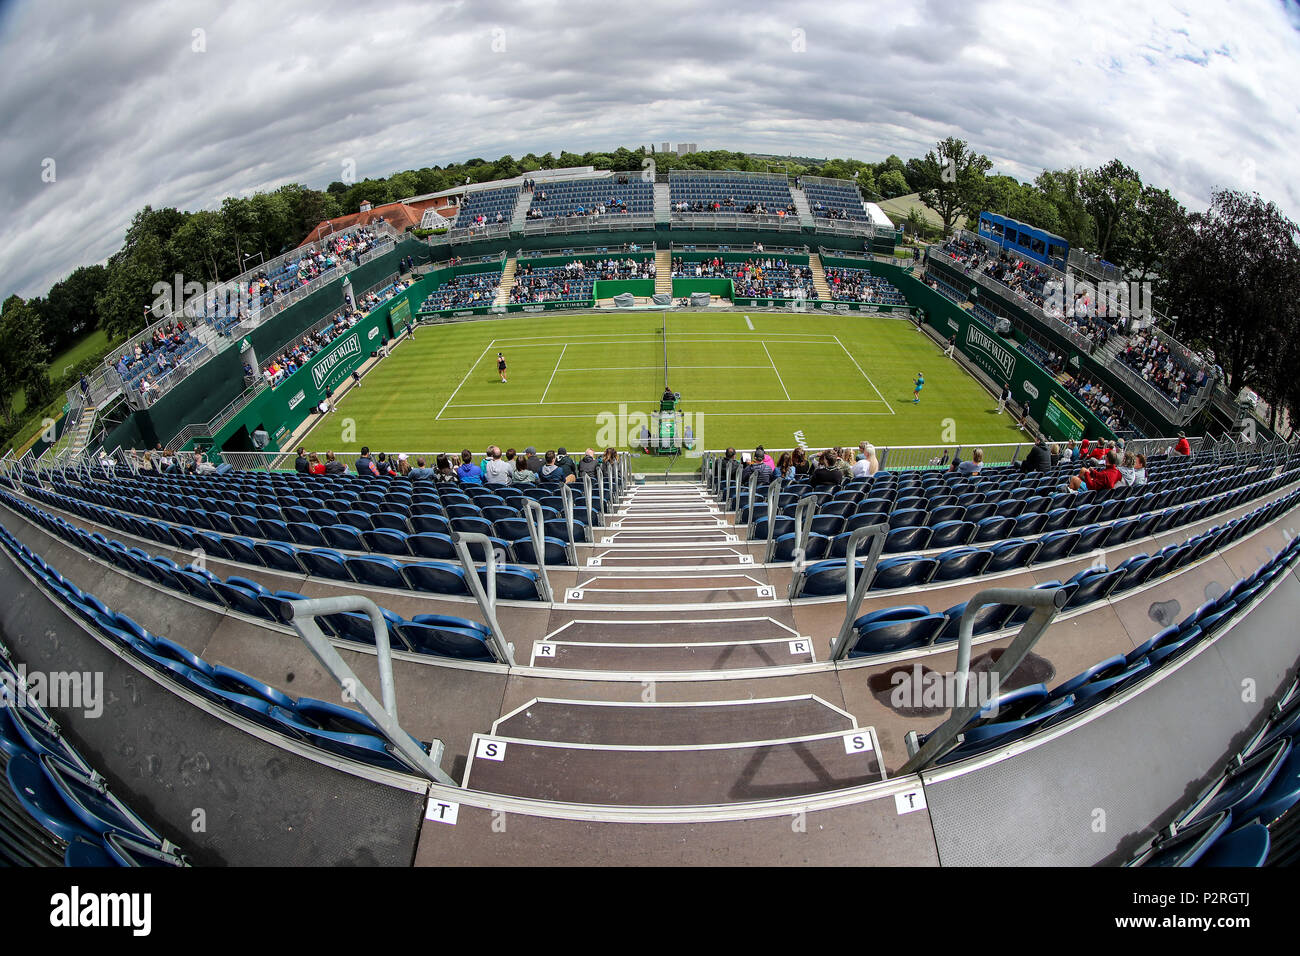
[2,0,1298,301]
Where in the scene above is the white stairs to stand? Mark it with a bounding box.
[653,181,671,221]
[655,249,672,295]
[494,257,517,308]
[510,191,531,231]
[68,405,98,459]
[564,482,776,606]
[790,188,816,229]
[808,253,832,300]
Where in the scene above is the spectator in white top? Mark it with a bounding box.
[483,446,512,485]
[856,441,880,477]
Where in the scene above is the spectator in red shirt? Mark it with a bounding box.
[1068,449,1122,491]
[1170,431,1191,456]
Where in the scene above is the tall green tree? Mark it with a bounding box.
[0,296,52,423]
[1163,190,1300,400]
[912,137,993,237]
[1079,159,1144,265]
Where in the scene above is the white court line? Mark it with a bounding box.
[437,411,898,421]
[539,343,567,404]
[833,335,895,415]
[761,340,791,400]
[437,339,495,421]
[489,330,841,342]
[745,316,754,330]
[559,365,771,372]
[447,398,891,408]
[490,339,839,349]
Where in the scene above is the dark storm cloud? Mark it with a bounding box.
[1,0,1297,301]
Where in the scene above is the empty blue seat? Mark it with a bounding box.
[346,555,408,589]
[983,538,1039,573]
[401,561,470,595]
[392,621,495,661]
[870,555,939,590]
[323,524,366,551]
[932,547,992,582]
[884,525,932,554]
[408,532,458,560]
[6,752,99,844]
[364,529,411,556]
[928,520,974,549]
[295,548,352,580]
[849,605,945,656]
[971,516,1014,545]
[1034,529,1080,563]
[1064,567,1123,609]
[211,579,274,618]
[254,541,303,573]
[935,598,1017,642]
[480,565,540,601]
[327,608,406,647]
[288,522,329,547]
[512,536,571,566]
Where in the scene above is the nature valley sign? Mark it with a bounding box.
[964,323,1016,382]
[311,333,362,390]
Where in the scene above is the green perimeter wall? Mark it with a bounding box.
[593,279,654,298]
[672,278,734,298]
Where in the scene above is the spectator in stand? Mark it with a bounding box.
[511,453,538,484]
[1049,443,1062,467]
[1133,454,1148,485]
[958,448,985,475]
[457,449,483,484]
[435,454,458,483]
[294,447,310,474]
[809,450,843,488]
[1169,431,1191,456]
[524,446,543,473]
[1116,451,1138,487]
[601,448,620,475]
[483,446,511,485]
[776,452,795,481]
[577,449,600,479]
[540,451,564,483]
[407,456,434,480]
[1069,449,1122,491]
[742,448,775,485]
[832,447,853,480]
[555,447,576,480]
[323,451,346,475]
[1019,435,1052,472]
[857,441,880,477]
[308,453,325,475]
[397,453,412,476]
[791,447,811,476]
[355,446,379,476]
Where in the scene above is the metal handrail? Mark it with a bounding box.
[284,595,456,784]
[449,531,513,665]
[784,496,820,599]
[519,499,554,603]
[827,523,890,658]
[899,585,1068,773]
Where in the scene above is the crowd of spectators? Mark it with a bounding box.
[671,256,816,299]
[1062,374,1130,434]
[810,201,853,220]
[420,271,502,311]
[1118,330,1208,405]
[508,258,655,304]
[824,267,904,305]
[113,319,201,405]
[672,197,798,217]
[245,228,386,312]
[938,237,1126,349]
[340,444,620,485]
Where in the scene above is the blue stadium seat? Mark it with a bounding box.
[849,606,946,656]
[401,561,470,595]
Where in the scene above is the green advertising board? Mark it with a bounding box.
[1043,395,1085,441]
[389,297,411,334]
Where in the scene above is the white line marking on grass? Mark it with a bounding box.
[437,411,898,422]
[745,316,754,330]
[559,365,771,372]
[437,339,495,420]
[834,335,895,415]
[762,340,791,400]
[448,398,891,409]
[492,338,838,348]
[539,343,568,404]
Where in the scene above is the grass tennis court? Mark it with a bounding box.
[306,311,1024,470]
